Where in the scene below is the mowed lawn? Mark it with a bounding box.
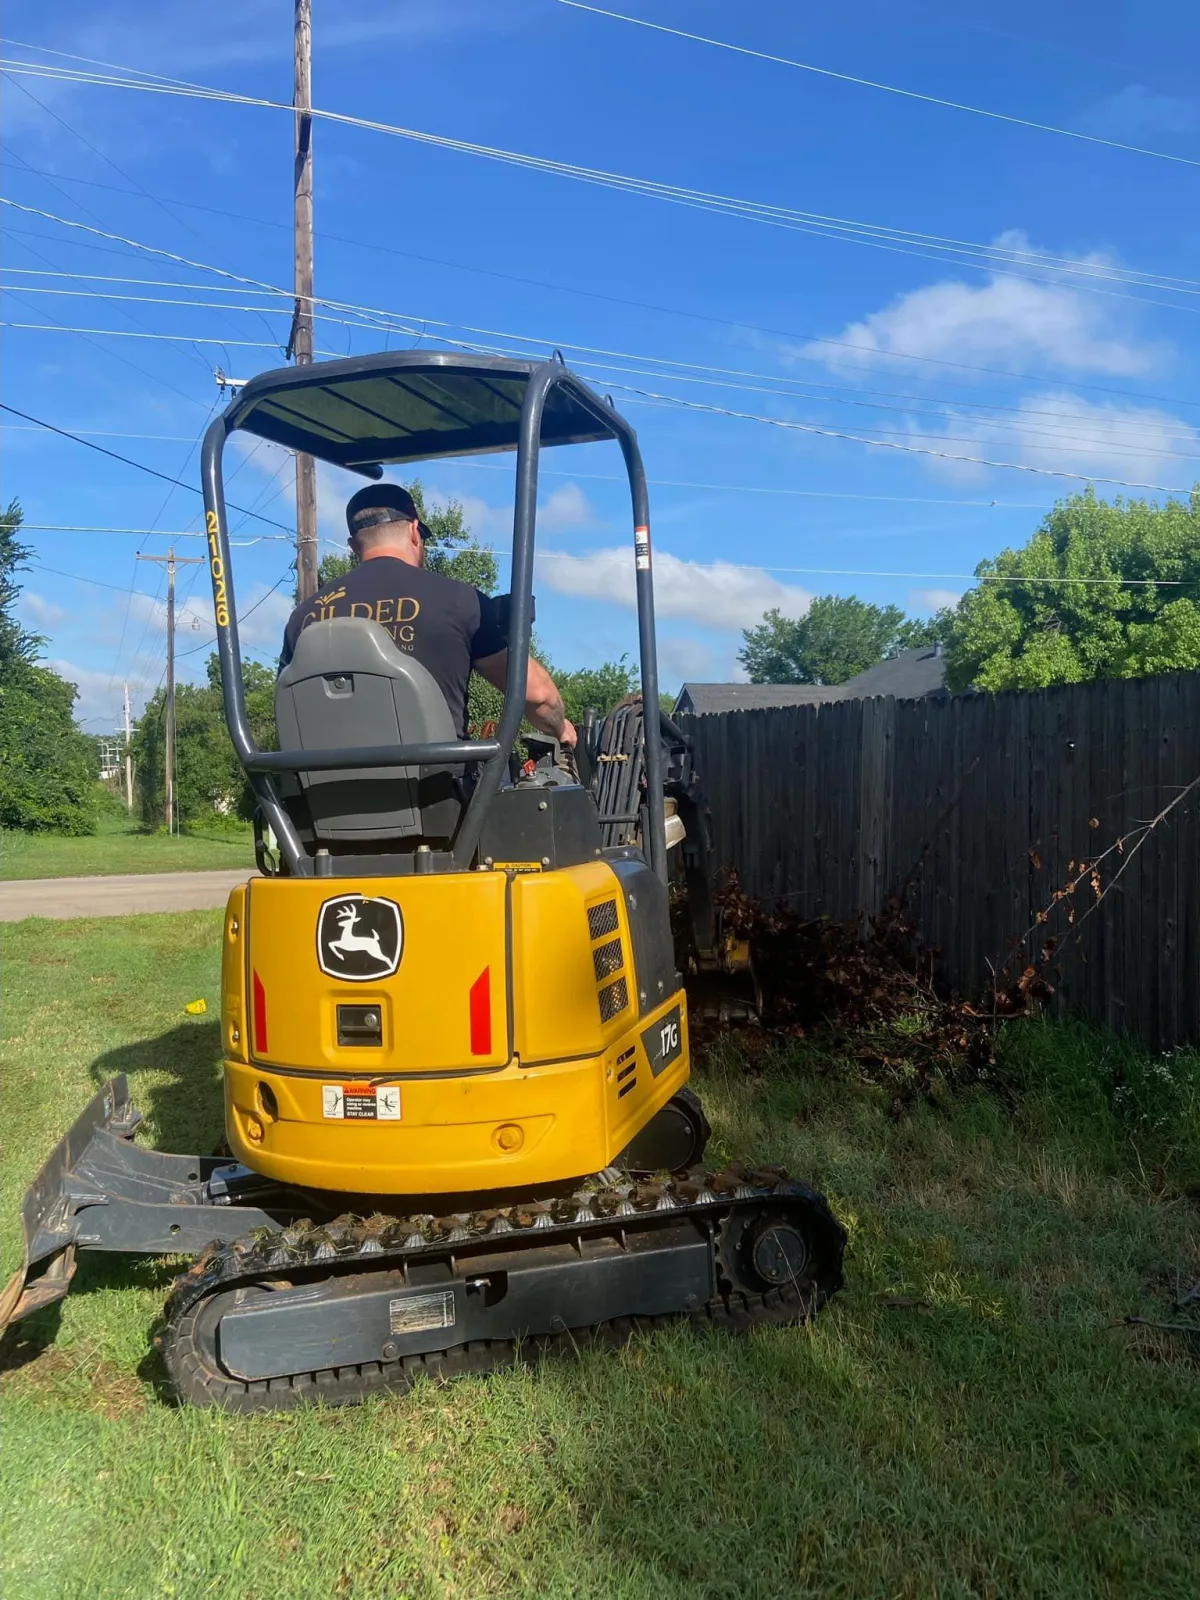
[1,912,1198,1600]
[0,816,255,881]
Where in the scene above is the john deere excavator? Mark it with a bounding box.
[1,352,844,1410]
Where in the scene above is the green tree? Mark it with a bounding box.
[554,655,639,727]
[317,480,499,594]
[133,658,276,826]
[0,500,98,834]
[942,489,1200,692]
[739,595,940,685]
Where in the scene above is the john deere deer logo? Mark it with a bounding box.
[316,895,403,981]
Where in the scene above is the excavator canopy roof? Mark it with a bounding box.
[226,351,620,470]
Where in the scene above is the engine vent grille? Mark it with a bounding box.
[592,938,624,982]
[598,975,629,1024]
[587,899,619,940]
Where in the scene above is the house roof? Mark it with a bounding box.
[838,645,948,699]
[674,683,848,714]
[675,647,948,715]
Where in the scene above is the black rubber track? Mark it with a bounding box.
[157,1168,846,1413]
[160,1269,834,1414]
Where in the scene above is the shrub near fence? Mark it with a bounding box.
[682,670,1200,1051]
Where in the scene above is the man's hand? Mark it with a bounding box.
[560,717,578,749]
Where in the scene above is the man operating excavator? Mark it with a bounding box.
[280,483,577,751]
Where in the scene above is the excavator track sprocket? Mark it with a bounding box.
[158,1165,845,1412]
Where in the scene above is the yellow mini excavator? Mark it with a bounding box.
[1,353,844,1410]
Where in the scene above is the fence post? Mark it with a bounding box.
[857,695,895,934]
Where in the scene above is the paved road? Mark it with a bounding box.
[0,868,254,922]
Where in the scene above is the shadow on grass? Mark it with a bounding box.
[0,1301,63,1376]
[89,1020,225,1156]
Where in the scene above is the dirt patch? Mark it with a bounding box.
[0,1334,148,1418]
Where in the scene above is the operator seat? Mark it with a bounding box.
[275,617,463,851]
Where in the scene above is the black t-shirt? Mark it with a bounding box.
[279,558,508,737]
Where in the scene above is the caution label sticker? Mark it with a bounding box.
[322,1083,402,1120]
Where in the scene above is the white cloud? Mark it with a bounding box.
[237,586,295,652]
[539,483,592,532]
[908,588,963,614]
[657,635,714,686]
[115,579,293,672]
[76,0,525,77]
[535,548,811,632]
[797,232,1159,378]
[917,390,1199,486]
[20,592,66,630]
[1078,85,1198,140]
[48,660,148,731]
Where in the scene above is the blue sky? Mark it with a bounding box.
[3,0,1200,728]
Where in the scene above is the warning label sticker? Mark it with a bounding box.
[389,1289,456,1336]
[322,1084,401,1120]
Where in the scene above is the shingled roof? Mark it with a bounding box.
[673,682,847,715]
[675,647,948,716]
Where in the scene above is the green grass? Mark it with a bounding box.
[2,912,1198,1600]
[0,813,254,880]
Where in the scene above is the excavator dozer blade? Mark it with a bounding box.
[1,1076,283,1336]
[0,1076,141,1331]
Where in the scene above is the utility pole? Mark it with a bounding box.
[123,682,133,811]
[137,549,203,834]
[292,0,318,602]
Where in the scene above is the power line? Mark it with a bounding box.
[531,550,1196,588]
[37,549,1181,598]
[0,402,294,531]
[22,523,287,543]
[5,57,1199,315]
[6,221,1199,470]
[555,2,1200,170]
[9,310,1199,461]
[9,201,1200,457]
[11,163,1200,409]
[9,311,1199,467]
[1,438,1055,510]
[612,386,1196,495]
[0,133,216,379]
[0,319,345,355]
[1,64,284,352]
[2,425,198,442]
[9,274,1200,449]
[174,570,294,660]
[8,206,1192,493]
[1,229,213,412]
[30,562,165,597]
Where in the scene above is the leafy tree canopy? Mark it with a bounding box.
[132,658,277,827]
[0,500,98,834]
[942,489,1200,692]
[554,656,640,729]
[316,480,498,594]
[739,594,940,685]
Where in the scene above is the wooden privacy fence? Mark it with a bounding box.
[681,671,1200,1051]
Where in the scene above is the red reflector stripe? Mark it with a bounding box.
[252,970,268,1054]
[469,967,491,1056]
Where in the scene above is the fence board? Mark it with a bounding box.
[681,668,1200,1051]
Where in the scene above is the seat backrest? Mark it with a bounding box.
[275,617,459,845]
